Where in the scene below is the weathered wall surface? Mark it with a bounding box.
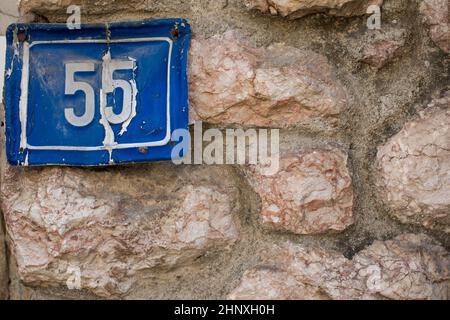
[0,211,7,299]
[0,0,448,299]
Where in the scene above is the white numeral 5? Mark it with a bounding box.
[102,60,134,124]
[64,62,95,127]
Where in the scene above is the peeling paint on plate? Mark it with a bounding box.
[3,19,190,166]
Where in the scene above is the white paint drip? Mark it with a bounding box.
[0,36,6,103]
[99,48,140,162]
[119,56,138,136]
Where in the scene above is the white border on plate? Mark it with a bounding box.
[19,37,173,151]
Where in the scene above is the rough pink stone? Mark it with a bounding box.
[420,0,450,53]
[242,148,354,234]
[189,32,347,128]
[1,165,240,297]
[243,0,383,19]
[376,93,450,232]
[229,234,450,300]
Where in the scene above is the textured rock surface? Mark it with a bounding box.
[1,165,240,297]
[359,29,406,69]
[243,0,383,19]
[1,0,34,35]
[189,32,347,128]
[229,234,450,300]
[376,93,450,233]
[19,0,149,15]
[419,0,450,53]
[241,148,353,234]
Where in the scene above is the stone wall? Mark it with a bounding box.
[0,210,7,299]
[0,0,448,299]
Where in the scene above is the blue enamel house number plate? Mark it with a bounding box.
[3,19,190,166]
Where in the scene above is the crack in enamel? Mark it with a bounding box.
[5,27,19,79]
